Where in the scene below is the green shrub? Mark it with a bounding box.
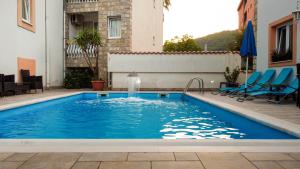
[64,69,92,89]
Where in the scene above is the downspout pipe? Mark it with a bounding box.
[63,0,66,80]
[45,0,49,89]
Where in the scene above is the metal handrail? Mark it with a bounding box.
[184,77,204,94]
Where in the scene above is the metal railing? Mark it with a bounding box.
[66,44,97,58]
[184,77,205,94]
[67,0,99,3]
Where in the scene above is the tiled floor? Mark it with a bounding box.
[191,92,300,125]
[0,89,84,106]
[0,152,300,169]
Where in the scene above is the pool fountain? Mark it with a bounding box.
[127,72,141,97]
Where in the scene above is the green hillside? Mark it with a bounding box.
[196,30,240,51]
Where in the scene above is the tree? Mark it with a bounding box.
[75,29,102,80]
[163,34,202,52]
[164,0,171,10]
[228,29,244,51]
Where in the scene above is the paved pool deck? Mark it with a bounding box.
[0,152,299,169]
[0,90,300,169]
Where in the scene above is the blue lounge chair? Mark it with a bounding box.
[236,68,293,101]
[247,78,298,103]
[229,69,276,98]
[237,68,292,95]
[212,71,261,95]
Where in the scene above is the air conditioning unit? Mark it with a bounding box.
[70,14,83,26]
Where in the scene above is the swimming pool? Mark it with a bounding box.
[0,93,297,139]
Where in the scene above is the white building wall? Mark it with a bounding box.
[0,0,63,87]
[257,0,299,76]
[46,0,64,87]
[132,0,163,52]
[0,0,45,81]
[108,53,242,89]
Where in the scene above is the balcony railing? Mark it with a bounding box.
[67,0,99,4]
[66,44,97,58]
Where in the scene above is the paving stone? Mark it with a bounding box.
[174,153,199,161]
[0,153,13,161]
[99,162,150,169]
[289,153,300,160]
[253,161,284,169]
[4,153,35,162]
[152,161,204,169]
[197,152,256,169]
[242,153,294,161]
[128,153,174,161]
[277,161,300,169]
[71,162,100,169]
[79,153,127,161]
[18,153,80,169]
[0,162,23,169]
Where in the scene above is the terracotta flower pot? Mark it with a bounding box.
[91,80,105,91]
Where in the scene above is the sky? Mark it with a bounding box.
[163,0,240,41]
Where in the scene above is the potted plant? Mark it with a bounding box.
[224,66,240,87]
[271,48,292,63]
[75,29,104,91]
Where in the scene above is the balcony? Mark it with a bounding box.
[66,43,97,68]
[67,0,99,3]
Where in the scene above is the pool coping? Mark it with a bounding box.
[0,91,300,152]
[186,93,300,138]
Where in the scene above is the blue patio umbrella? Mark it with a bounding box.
[240,21,257,95]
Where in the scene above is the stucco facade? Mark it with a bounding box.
[0,0,64,87]
[238,0,256,30]
[108,52,242,90]
[256,0,300,76]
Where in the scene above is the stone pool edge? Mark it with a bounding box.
[186,92,300,138]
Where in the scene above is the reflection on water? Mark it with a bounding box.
[77,97,245,139]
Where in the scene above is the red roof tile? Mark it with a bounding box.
[109,51,240,55]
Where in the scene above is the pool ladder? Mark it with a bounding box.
[183,77,205,94]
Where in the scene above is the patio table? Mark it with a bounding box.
[269,84,288,102]
[15,83,30,95]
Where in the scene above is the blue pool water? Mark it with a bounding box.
[0,93,297,139]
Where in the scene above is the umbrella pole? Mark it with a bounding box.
[244,57,249,98]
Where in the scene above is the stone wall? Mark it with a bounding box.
[66,0,132,84]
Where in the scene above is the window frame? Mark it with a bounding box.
[17,0,35,32]
[108,16,122,39]
[22,0,31,24]
[268,15,297,67]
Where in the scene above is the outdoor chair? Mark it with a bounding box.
[228,69,276,98]
[0,74,3,96]
[212,71,261,95]
[20,69,43,92]
[246,78,298,104]
[236,68,293,101]
[3,75,16,96]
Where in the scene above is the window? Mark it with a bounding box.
[17,0,35,32]
[108,17,121,39]
[274,23,293,62]
[244,0,247,8]
[22,0,31,24]
[268,15,297,67]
